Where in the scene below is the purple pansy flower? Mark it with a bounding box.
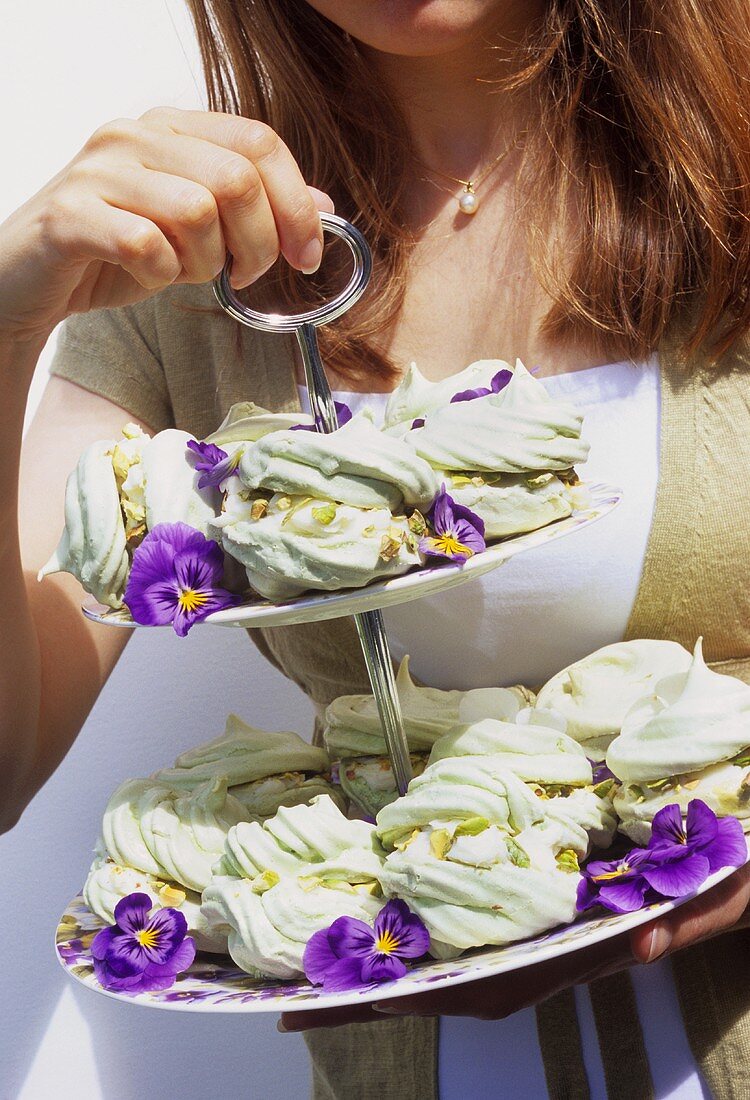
[303,899,430,992]
[186,439,243,489]
[411,417,425,429]
[90,893,196,994]
[451,368,512,404]
[577,847,658,914]
[123,522,241,636]
[589,761,616,785]
[290,401,353,431]
[420,484,486,563]
[642,800,747,897]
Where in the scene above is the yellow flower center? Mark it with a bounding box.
[178,588,208,613]
[592,862,631,882]
[135,927,160,949]
[428,533,473,559]
[374,929,401,956]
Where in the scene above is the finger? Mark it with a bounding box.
[141,109,324,274]
[95,163,226,284]
[631,863,750,964]
[280,1002,384,1032]
[373,934,635,1020]
[308,186,335,214]
[45,193,181,290]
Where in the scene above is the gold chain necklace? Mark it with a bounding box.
[413,130,526,215]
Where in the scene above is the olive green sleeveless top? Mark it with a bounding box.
[51,286,750,1100]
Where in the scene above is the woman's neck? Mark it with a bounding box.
[360,3,542,177]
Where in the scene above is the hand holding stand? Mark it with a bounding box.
[213,213,413,794]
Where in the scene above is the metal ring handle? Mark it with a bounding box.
[213,211,372,332]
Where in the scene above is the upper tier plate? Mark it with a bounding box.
[56,840,748,1014]
[82,481,620,630]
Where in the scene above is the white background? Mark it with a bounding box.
[0,3,315,1097]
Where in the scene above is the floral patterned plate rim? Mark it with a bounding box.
[82,481,621,630]
[56,842,747,1013]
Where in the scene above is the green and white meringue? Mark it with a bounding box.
[441,471,582,541]
[154,714,330,792]
[324,655,534,758]
[212,494,422,602]
[39,423,220,608]
[205,401,313,446]
[535,639,694,761]
[82,848,227,953]
[607,639,750,841]
[383,359,514,431]
[202,874,382,980]
[102,776,249,893]
[229,772,346,818]
[337,754,428,818]
[402,361,589,475]
[237,413,438,512]
[201,795,385,979]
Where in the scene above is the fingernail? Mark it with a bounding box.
[276,1019,288,1033]
[299,238,323,274]
[373,1004,407,1015]
[646,923,673,962]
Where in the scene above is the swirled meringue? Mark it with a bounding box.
[535,639,694,760]
[205,402,313,446]
[442,471,580,540]
[229,772,346,817]
[383,360,514,430]
[324,656,533,758]
[237,414,438,511]
[607,640,750,782]
[154,714,329,791]
[212,495,421,601]
[402,361,589,475]
[82,849,227,952]
[102,776,248,892]
[39,424,220,607]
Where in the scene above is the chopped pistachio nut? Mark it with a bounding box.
[592,778,616,799]
[407,510,428,536]
[158,883,187,906]
[391,827,420,852]
[454,816,490,837]
[525,472,555,489]
[276,496,293,512]
[312,503,337,526]
[280,496,313,526]
[362,524,377,537]
[450,475,473,488]
[251,869,280,894]
[250,498,269,521]
[470,476,485,487]
[555,849,580,874]
[298,874,323,893]
[429,829,453,860]
[505,837,531,869]
[379,529,405,562]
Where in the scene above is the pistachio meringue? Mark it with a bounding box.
[201,795,385,979]
[154,714,329,792]
[102,776,248,892]
[607,640,750,841]
[82,849,227,953]
[39,423,220,608]
[205,401,313,446]
[229,772,346,817]
[402,361,589,475]
[212,494,422,601]
[383,359,514,431]
[324,655,533,758]
[440,471,580,541]
[337,753,428,818]
[535,639,693,760]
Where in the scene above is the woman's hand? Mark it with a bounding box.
[0,106,333,343]
[279,862,750,1032]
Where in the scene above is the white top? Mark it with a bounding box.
[298,361,707,1099]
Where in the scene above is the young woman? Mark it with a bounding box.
[2,2,749,1097]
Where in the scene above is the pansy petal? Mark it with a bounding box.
[576,876,601,912]
[326,915,376,959]
[685,799,719,849]
[320,956,371,992]
[704,817,748,872]
[113,893,153,934]
[303,929,342,985]
[598,878,649,913]
[490,369,513,393]
[360,953,407,984]
[143,936,196,977]
[642,853,711,897]
[649,803,688,849]
[374,899,430,959]
[90,926,119,961]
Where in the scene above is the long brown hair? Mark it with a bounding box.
[186,0,750,383]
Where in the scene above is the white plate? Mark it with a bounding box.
[56,841,747,1014]
[82,482,621,630]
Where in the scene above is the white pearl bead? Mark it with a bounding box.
[458,190,479,214]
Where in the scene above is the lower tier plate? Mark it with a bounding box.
[56,842,746,1014]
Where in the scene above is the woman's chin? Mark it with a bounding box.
[303,0,531,58]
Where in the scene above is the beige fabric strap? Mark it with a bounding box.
[304,1018,439,1100]
[535,990,591,1100]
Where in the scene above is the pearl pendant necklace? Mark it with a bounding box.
[458,185,479,216]
[413,129,526,217]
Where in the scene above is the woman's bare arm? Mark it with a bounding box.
[0,368,149,830]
